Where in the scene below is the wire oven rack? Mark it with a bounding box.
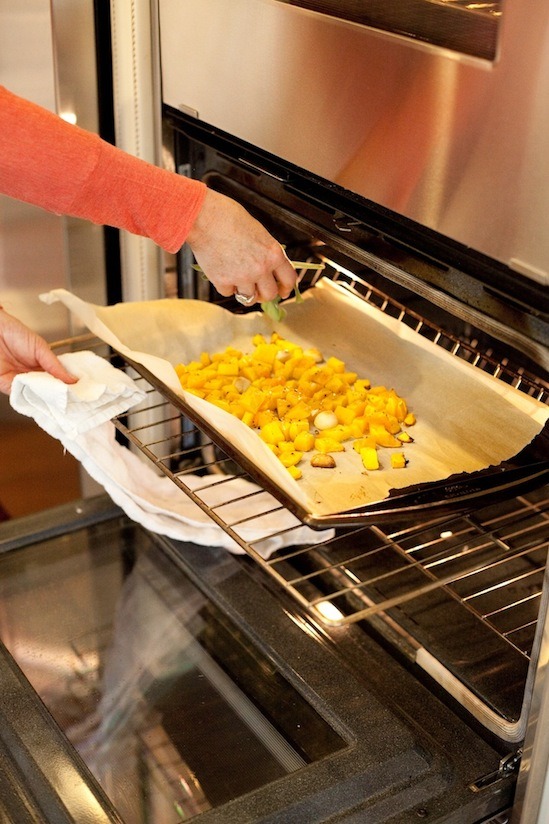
[53,257,548,737]
[109,375,549,644]
[56,263,548,646]
[105,354,547,738]
[110,375,548,642]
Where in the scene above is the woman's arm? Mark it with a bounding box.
[0,85,295,302]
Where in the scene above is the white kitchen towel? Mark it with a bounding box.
[10,352,334,556]
[10,350,147,439]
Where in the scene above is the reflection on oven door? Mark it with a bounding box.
[0,512,344,822]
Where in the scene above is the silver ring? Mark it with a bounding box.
[234,291,256,306]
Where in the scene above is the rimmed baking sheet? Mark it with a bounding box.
[43,281,549,527]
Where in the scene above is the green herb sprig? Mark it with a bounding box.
[261,280,304,322]
[192,259,323,322]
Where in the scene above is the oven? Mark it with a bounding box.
[0,0,548,822]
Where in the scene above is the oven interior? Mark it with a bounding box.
[159,109,549,744]
[168,112,548,370]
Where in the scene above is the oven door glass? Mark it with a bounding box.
[0,515,345,822]
[275,0,502,59]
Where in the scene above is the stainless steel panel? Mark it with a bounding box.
[0,0,107,493]
[158,0,549,288]
[275,0,501,59]
[110,0,165,302]
[0,1,107,334]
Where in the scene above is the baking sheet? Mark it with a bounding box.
[42,281,548,522]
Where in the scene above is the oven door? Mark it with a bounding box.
[0,495,514,823]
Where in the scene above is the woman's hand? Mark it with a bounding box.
[0,308,77,395]
[186,189,297,304]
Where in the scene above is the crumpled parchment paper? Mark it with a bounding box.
[42,280,548,519]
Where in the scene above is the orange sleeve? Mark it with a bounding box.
[0,85,207,253]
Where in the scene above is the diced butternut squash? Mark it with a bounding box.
[369,424,402,448]
[240,385,265,414]
[252,343,279,364]
[288,420,309,441]
[314,437,345,453]
[217,361,239,376]
[349,419,368,438]
[175,332,416,478]
[277,442,294,453]
[286,464,302,480]
[319,424,352,443]
[360,447,379,471]
[293,430,315,452]
[260,420,287,444]
[284,399,311,421]
[279,450,303,468]
[391,452,408,469]
[335,405,356,426]
[353,436,377,453]
[326,356,345,373]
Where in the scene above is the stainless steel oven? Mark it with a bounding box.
[0,1,548,822]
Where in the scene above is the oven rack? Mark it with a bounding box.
[110,373,548,643]
[108,373,547,738]
[53,321,548,735]
[55,249,548,641]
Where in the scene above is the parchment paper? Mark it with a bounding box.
[42,282,548,518]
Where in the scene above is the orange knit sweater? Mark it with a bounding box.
[0,85,207,253]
